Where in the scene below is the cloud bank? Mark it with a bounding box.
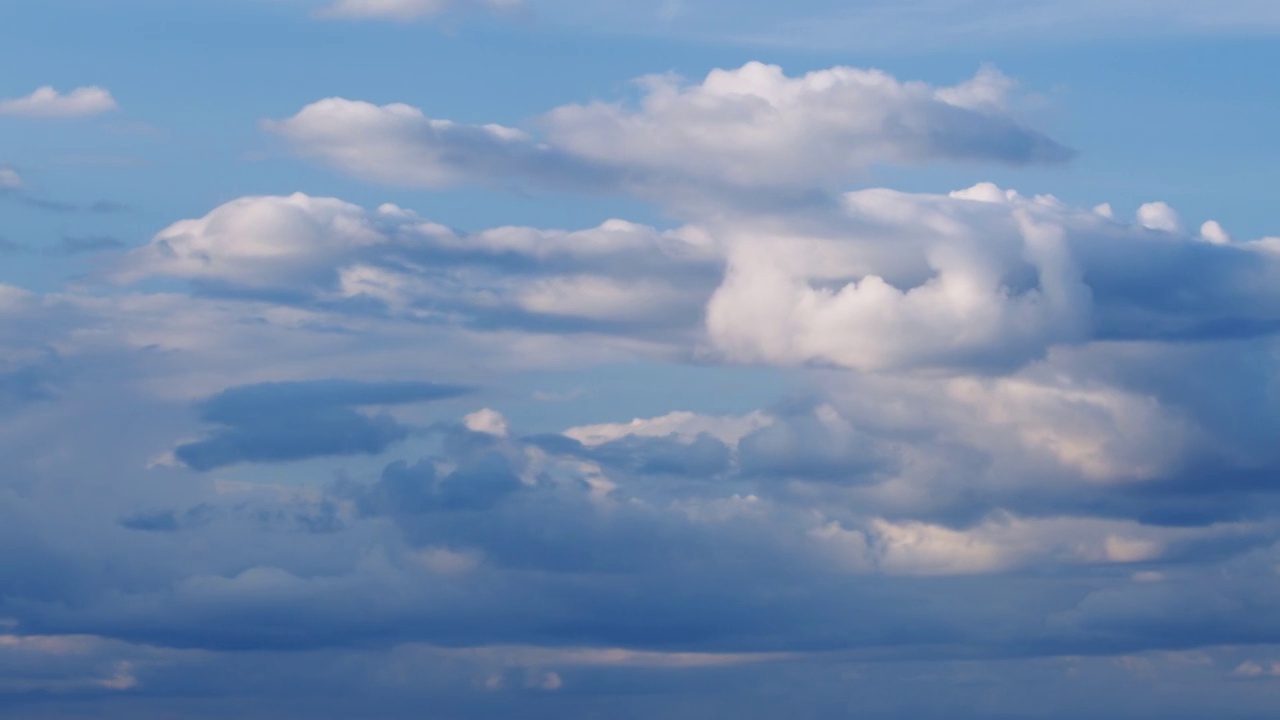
[5,57,1280,719]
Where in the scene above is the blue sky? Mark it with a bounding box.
[3,1,1280,717]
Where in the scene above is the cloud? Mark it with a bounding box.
[112,181,1280,383]
[173,379,471,470]
[317,0,525,21]
[705,185,1280,372]
[116,193,721,338]
[0,86,118,118]
[268,63,1071,198]
[5,44,1280,717]
[539,63,1072,189]
[0,165,21,189]
[264,100,612,190]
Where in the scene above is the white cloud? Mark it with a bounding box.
[1137,201,1183,233]
[945,373,1195,483]
[1235,660,1280,678]
[264,99,595,190]
[704,186,1091,372]
[0,86,118,118]
[704,184,1280,372]
[268,63,1071,196]
[117,193,387,289]
[564,410,774,447]
[115,193,720,336]
[464,408,510,437]
[0,165,21,189]
[539,62,1070,190]
[1200,220,1231,245]
[318,0,525,21]
[815,513,1233,576]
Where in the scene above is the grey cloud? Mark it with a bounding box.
[174,380,471,471]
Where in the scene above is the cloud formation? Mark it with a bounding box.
[268,63,1071,198]
[173,380,471,470]
[706,184,1280,371]
[318,0,525,21]
[0,86,118,118]
[4,25,1280,717]
[117,192,721,338]
[0,165,21,189]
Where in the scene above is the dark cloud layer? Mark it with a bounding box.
[175,380,471,470]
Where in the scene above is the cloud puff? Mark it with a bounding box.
[268,63,1071,197]
[318,0,525,21]
[173,379,470,470]
[0,87,118,118]
[0,165,21,189]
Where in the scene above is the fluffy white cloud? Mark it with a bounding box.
[268,63,1071,196]
[706,184,1280,371]
[117,193,387,289]
[318,0,524,20]
[0,86,118,118]
[1137,201,1183,233]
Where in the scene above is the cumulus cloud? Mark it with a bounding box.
[268,63,1071,198]
[318,0,525,21]
[705,185,1280,371]
[0,86,118,118]
[6,45,1280,719]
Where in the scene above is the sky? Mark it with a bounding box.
[2,0,1280,717]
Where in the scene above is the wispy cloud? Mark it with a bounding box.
[316,0,526,21]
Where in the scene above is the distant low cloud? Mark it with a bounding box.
[0,165,21,189]
[0,86,118,118]
[317,0,525,21]
[174,379,471,470]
